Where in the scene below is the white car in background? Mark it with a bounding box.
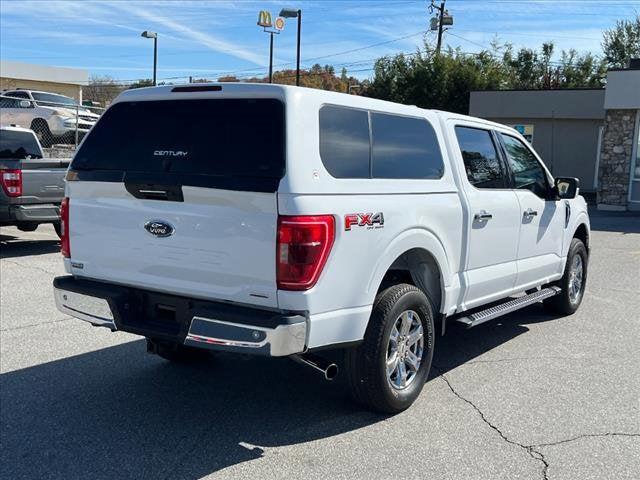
[0,90,99,147]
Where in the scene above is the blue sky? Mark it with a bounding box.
[1,0,638,84]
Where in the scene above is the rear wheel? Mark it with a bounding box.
[146,338,211,363]
[346,284,435,414]
[544,238,588,315]
[17,222,38,232]
[53,222,62,238]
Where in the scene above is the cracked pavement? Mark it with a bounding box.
[1,212,639,479]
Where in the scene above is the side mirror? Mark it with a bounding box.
[555,177,579,199]
[19,100,33,108]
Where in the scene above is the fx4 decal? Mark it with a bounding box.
[344,212,385,231]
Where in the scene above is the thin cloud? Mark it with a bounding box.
[117,3,266,66]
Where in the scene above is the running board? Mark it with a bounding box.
[455,287,561,329]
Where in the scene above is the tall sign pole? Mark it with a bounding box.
[269,32,274,83]
[258,11,285,84]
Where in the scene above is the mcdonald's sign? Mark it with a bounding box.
[257,10,272,28]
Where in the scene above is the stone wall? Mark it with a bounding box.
[597,109,637,208]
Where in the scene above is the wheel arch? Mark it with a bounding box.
[573,222,590,252]
[563,210,590,257]
[367,229,451,314]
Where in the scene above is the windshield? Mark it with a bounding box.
[0,130,43,159]
[31,92,77,107]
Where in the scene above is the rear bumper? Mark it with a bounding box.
[53,276,307,357]
[0,203,60,224]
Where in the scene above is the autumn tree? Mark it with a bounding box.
[84,75,124,106]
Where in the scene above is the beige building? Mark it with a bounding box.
[0,60,88,102]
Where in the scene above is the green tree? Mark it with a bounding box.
[602,15,640,68]
[366,36,607,113]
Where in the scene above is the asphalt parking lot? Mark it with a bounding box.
[1,211,639,480]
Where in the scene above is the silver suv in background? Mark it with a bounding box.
[0,90,100,147]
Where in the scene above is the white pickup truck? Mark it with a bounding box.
[53,84,590,413]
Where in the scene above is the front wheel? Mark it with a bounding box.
[346,284,435,414]
[544,238,588,315]
[31,119,53,148]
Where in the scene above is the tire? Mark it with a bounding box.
[17,222,38,232]
[146,338,211,363]
[53,222,62,238]
[346,284,435,414]
[544,238,588,315]
[31,119,53,148]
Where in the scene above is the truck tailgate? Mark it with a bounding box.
[21,159,68,204]
[68,181,279,308]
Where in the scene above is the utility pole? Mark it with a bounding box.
[435,0,446,55]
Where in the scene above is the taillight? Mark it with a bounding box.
[277,215,335,291]
[0,169,22,197]
[60,197,70,258]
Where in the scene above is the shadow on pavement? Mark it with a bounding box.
[588,208,640,234]
[0,304,559,479]
[0,234,60,259]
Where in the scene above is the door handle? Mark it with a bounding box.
[523,208,538,218]
[474,211,493,221]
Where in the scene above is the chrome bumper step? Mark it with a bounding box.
[455,287,561,329]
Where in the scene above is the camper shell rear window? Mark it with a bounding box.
[72,98,285,192]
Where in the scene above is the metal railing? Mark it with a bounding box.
[0,93,105,157]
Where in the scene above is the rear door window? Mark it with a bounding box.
[455,126,508,189]
[371,112,444,179]
[319,105,370,178]
[72,99,285,190]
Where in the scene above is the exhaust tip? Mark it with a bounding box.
[324,363,338,381]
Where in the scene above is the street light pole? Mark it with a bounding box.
[141,31,158,85]
[152,35,158,86]
[279,8,302,86]
[295,10,301,86]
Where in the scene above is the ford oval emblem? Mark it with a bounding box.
[144,220,174,238]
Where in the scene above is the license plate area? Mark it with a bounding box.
[117,290,192,340]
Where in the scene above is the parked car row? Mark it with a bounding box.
[0,89,100,147]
